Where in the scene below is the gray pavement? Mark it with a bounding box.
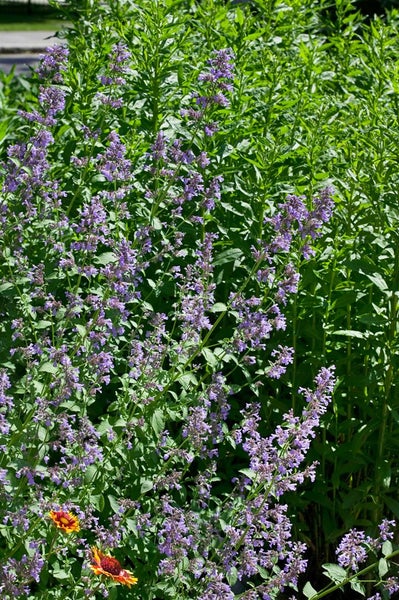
[0,30,59,74]
[0,30,59,53]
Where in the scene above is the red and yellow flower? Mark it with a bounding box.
[49,509,80,533]
[90,547,138,587]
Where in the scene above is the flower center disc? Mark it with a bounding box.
[101,556,122,575]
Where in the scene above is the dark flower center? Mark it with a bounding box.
[100,556,122,575]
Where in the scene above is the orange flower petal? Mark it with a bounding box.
[90,547,138,587]
[49,510,80,533]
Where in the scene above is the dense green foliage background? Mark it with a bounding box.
[1,0,399,596]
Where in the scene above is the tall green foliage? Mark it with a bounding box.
[1,0,399,594]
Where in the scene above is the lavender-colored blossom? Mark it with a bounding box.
[149,131,168,162]
[97,43,131,106]
[39,86,66,116]
[19,85,65,126]
[157,497,199,569]
[200,48,235,85]
[264,188,334,259]
[182,405,212,455]
[181,48,234,136]
[275,263,300,304]
[0,551,44,597]
[97,132,132,182]
[231,294,284,352]
[383,578,399,594]
[36,44,69,82]
[267,345,294,379]
[87,351,114,385]
[237,367,335,491]
[2,130,53,194]
[336,528,370,571]
[177,233,217,344]
[71,194,110,253]
[0,370,13,409]
[378,518,395,542]
[107,42,131,74]
[203,175,223,210]
[198,579,234,599]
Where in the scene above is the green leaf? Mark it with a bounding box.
[39,362,58,374]
[91,494,105,512]
[178,372,198,389]
[214,248,243,266]
[379,557,389,577]
[350,579,365,596]
[303,581,318,599]
[201,347,218,368]
[382,540,393,557]
[108,494,120,514]
[238,468,256,481]
[95,252,116,265]
[52,568,70,580]
[151,409,165,435]
[364,272,388,291]
[140,479,153,493]
[322,563,347,585]
[209,302,227,313]
[331,329,365,339]
[235,6,244,25]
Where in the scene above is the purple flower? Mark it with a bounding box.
[0,370,13,409]
[198,48,235,88]
[39,86,66,116]
[181,48,235,136]
[336,529,370,571]
[267,345,294,379]
[107,42,131,74]
[378,518,395,542]
[157,496,199,569]
[264,188,334,259]
[96,132,132,182]
[36,44,69,82]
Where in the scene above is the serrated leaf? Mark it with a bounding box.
[52,568,70,580]
[201,347,218,367]
[91,494,105,512]
[209,302,227,313]
[238,468,256,481]
[350,579,365,595]
[379,557,389,577]
[382,540,393,557]
[39,362,58,374]
[140,479,153,493]
[365,272,388,291]
[322,563,347,585]
[108,494,120,514]
[214,248,243,266]
[226,567,238,586]
[178,372,198,389]
[331,329,365,339]
[303,581,318,598]
[95,252,116,265]
[75,324,87,337]
[151,409,165,435]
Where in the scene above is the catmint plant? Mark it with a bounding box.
[0,1,397,599]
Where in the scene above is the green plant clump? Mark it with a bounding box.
[0,0,399,598]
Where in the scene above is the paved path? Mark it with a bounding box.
[0,30,59,53]
[0,30,59,74]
